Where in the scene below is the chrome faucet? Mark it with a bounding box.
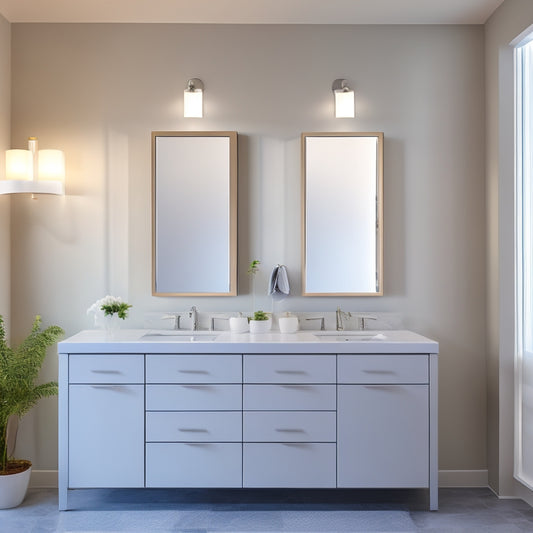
[336,307,343,331]
[189,306,199,331]
[336,307,352,331]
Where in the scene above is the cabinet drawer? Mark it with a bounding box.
[244,354,335,383]
[146,354,241,384]
[146,411,242,442]
[243,443,336,488]
[146,443,242,487]
[146,384,242,411]
[244,384,335,411]
[338,355,428,384]
[69,354,144,384]
[244,411,336,442]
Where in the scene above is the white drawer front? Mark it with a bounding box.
[146,443,242,487]
[69,354,144,384]
[244,354,335,383]
[146,354,242,383]
[243,443,336,488]
[146,384,242,411]
[146,411,242,442]
[338,355,428,384]
[244,411,336,442]
[244,384,336,411]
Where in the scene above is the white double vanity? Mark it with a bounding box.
[58,329,438,511]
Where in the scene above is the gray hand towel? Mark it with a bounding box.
[268,264,290,295]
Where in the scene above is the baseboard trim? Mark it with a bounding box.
[438,469,488,487]
[31,469,489,490]
[30,469,58,489]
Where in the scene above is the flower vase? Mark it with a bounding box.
[103,314,121,338]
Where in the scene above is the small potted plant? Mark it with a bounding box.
[247,259,272,333]
[87,295,132,336]
[249,310,272,333]
[0,315,64,508]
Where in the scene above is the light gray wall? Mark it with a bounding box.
[10,23,487,474]
[485,0,533,503]
[0,14,10,330]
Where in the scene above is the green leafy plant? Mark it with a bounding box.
[248,259,261,316]
[0,315,64,474]
[251,310,270,321]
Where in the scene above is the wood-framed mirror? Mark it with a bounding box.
[302,132,383,296]
[152,131,237,296]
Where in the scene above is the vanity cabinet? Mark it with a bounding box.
[243,354,336,488]
[337,355,429,487]
[67,354,144,488]
[145,354,242,488]
[58,333,438,511]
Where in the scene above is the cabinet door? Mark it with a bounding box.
[337,384,429,488]
[69,384,144,488]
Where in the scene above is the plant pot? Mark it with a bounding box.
[0,460,32,509]
[229,317,249,333]
[249,318,272,334]
[278,316,299,334]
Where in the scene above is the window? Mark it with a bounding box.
[515,36,533,489]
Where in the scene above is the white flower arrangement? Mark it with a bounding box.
[87,295,132,327]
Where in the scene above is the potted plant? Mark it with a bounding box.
[0,315,64,509]
[87,295,132,337]
[247,259,272,333]
[249,310,272,333]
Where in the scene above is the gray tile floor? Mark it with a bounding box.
[2,487,533,532]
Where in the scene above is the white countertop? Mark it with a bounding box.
[58,329,439,355]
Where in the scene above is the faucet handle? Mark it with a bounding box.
[162,313,181,330]
[210,316,229,331]
[358,314,377,330]
[305,316,325,331]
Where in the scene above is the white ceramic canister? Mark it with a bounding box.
[278,316,299,334]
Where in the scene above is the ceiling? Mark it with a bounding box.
[0,0,506,25]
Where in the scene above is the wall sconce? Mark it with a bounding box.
[0,137,65,195]
[332,79,355,118]
[184,78,204,118]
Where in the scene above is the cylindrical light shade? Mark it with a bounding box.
[5,149,32,180]
[38,149,65,181]
[184,89,203,118]
[334,90,355,118]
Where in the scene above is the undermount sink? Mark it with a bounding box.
[142,331,218,342]
[314,332,387,342]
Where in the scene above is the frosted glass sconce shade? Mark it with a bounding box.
[332,79,355,118]
[184,78,204,118]
[6,149,32,180]
[1,137,65,195]
[38,149,65,181]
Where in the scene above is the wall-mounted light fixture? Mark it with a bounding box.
[184,78,204,118]
[332,79,355,118]
[0,137,65,195]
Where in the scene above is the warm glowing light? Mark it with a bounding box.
[38,149,65,182]
[6,149,32,180]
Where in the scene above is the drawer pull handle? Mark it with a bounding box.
[275,370,306,375]
[362,370,395,374]
[91,370,121,374]
[178,428,209,433]
[275,428,305,433]
[179,370,209,374]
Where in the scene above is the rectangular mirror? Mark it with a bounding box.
[302,132,383,296]
[152,131,237,296]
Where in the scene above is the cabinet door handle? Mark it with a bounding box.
[275,428,305,433]
[179,370,209,374]
[178,428,209,433]
[362,370,395,374]
[275,370,306,375]
[90,369,121,374]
